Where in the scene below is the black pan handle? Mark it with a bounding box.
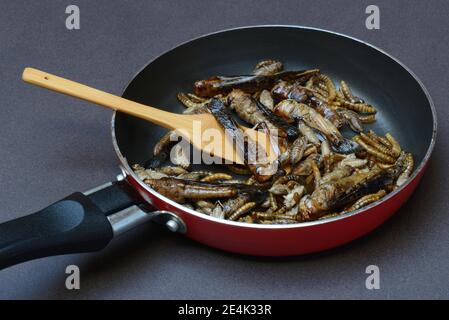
[0,181,139,270]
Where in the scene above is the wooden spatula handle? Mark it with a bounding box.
[22,67,177,129]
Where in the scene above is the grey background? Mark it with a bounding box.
[0,0,447,299]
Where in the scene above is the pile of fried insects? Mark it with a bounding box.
[133,59,414,224]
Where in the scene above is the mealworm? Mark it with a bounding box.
[367,130,392,149]
[253,208,292,221]
[340,80,354,101]
[201,173,233,182]
[177,92,207,109]
[385,133,402,157]
[158,166,189,176]
[245,176,257,185]
[353,136,396,163]
[336,88,345,100]
[195,200,215,209]
[359,132,397,158]
[344,189,387,213]
[228,202,256,221]
[318,212,340,220]
[226,164,251,175]
[358,114,376,124]
[303,145,318,157]
[317,74,336,102]
[339,100,377,114]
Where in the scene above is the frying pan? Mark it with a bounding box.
[0,26,436,269]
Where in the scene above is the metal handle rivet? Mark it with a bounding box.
[165,220,179,232]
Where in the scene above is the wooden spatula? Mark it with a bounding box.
[22,68,278,165]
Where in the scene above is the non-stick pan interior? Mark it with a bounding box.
[114,26,434,169]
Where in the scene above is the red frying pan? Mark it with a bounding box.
[0,26,436,269]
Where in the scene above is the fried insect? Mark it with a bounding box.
[339,154,368,169]
[309,97,346,128]
[299,163,402,220]
[290,136,307,165]
[253,60,284,76]
[304,145,318,158]
[338,100,377,114]
[211,202,225,219]
[269,192,278,210]
[254,98,299,140]
[275,99,359,153]
[145,131,176,168]
[396,152,414,187]
[207,98,274,182]
[359,132,397,158]
[314,81,329,96]
[134,59,412,225]
[319,165,353,185]
[273,174,303,186]
[228,202,257,221]
[227,89,279,133]
[221,194,252,218]
[146,93,212,169]
[337,108,364,133]
[386,133,402,157]
[144,177,265,203]
[201,173,233,182]
[177,171,212,181]
[316,74,337,102]
[358,114,376,124]
[340,80,353,101]
[195,200,215,209]
[366,130,392,150]
[153,131,175,156]
[177,92,208,109]
[292,155,319,176]
[353,135,396,164]
[187,93,208,102]
[227,164,251,175]
[343,189,387,213]
[318,213,340,220]
[157,166,189,176]
[283,185,305,209]
[311,161,321,190]
[259,89,275,110]
[321,140,332,173]
[272,81,309,103]
[371,132,392,148]
[170,143,190,169]
[133,164,168,180]
[269,183,289,195]
[253,212,298,222]
[297,121,321,146]
[194,69,320,97]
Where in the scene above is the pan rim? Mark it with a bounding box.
[111,24,437,230]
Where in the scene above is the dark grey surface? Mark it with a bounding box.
[0,0,447,299]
